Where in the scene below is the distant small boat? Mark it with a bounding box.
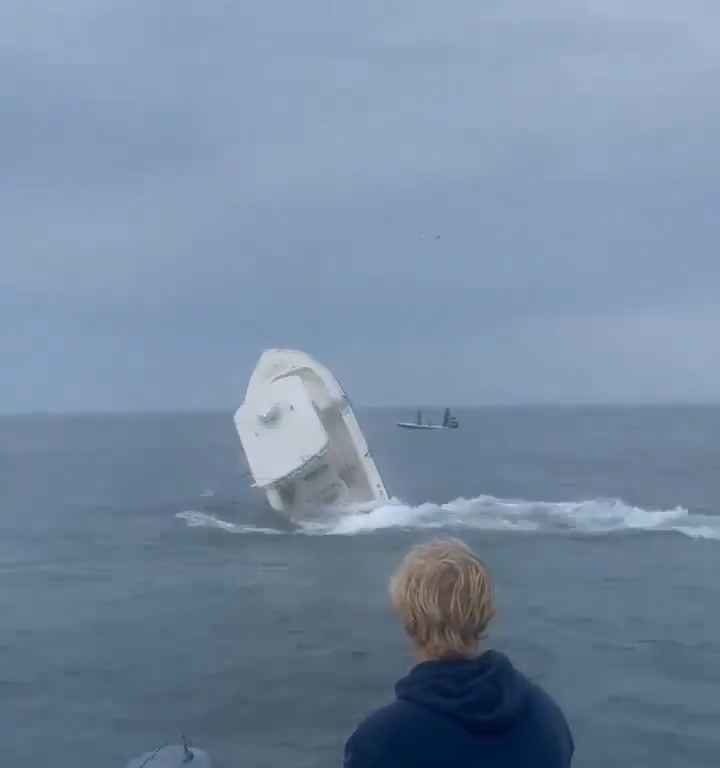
[397,408,459,430]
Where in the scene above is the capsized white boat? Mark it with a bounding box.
[234,349,388,517]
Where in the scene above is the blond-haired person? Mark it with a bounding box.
[344,539,573,767]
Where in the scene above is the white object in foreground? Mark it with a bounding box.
[125,744,211,768]
[234,349,388,517]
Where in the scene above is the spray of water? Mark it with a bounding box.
[176,494,720,540]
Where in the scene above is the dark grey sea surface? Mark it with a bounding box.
[1,407,719,767]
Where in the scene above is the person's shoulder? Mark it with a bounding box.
[525,677,570,722]
[523,678,575,757]
[344,700,421,768]
[492,653,568,723]
[350,699,417,743]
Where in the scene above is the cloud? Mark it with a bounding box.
[1,0,718,410]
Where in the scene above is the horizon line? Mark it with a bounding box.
[3,400,720,417]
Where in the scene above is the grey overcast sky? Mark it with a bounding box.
[2,1,719,411]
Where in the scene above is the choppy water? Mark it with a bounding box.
[1,407,719,766]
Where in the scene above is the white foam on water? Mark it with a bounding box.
[176,495,720,541]
[176,510,283,535]
[671,524,720,541]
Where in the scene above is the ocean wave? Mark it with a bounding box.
[176,495,720,541]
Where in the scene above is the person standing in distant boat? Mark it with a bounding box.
[343,539,574,768]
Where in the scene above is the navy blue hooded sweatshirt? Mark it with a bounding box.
[344,651,573,768]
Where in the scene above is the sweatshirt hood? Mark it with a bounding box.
[395,651,530,735]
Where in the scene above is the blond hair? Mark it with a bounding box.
[390,538,495,658]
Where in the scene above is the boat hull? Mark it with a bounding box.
[235,349,388,518]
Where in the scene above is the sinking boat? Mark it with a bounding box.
[397,408,459,430]
[234,349,388,517]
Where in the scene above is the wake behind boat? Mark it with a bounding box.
[234,349,388,519]
[397,408,459,430]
